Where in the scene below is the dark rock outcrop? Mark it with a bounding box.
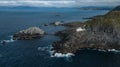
[52,6,120,54]
[13,27,45,40]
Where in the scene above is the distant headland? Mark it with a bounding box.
[52,5,120,54]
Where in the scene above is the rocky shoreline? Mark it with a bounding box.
[52,6,120,54]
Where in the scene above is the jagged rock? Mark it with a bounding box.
[13,27,45,40]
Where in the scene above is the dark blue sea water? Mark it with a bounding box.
[0,8,119,67]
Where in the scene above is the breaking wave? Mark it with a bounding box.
[50,50,74,58]
[91,48,120,53]
[0,36,15,44]
[1,39,15,44]
[107,49,120,52]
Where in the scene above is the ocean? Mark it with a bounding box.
[0,7,119,67]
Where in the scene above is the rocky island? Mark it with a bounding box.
[13,27,45,40]
[52,6,120,54]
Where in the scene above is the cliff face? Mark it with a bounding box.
[52,6,120,54]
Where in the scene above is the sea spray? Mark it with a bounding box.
[1,36,15,44]
[50,50,74,58]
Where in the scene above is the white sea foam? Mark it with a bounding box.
[1,36,15,44]
[86,48,120,53]
[108,49,120,52]
[6,39,14,43]
[97,49,120,53]
[76,27,85,32]
[50,51,74,58]
[54,53,74,58]
[37,47,49,51]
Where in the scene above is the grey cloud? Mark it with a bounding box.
[0,0,119,7]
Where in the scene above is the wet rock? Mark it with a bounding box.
[43,24,49,26]
[13,27,45,40]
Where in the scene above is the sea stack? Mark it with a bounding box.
[13,27,45,40]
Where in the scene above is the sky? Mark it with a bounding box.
[0,0,119,7]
